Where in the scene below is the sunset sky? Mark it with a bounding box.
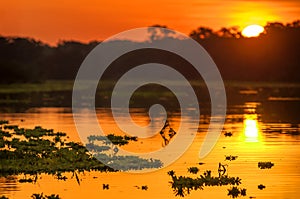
[1,0,299,45]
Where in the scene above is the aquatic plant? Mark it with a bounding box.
[87,134,137,147]
[187,167,199,174]
[224,132,233,137]
[102,184,109,190]
[19,178,35,183]
[258,184,266,190]
[134,185,148,190]
[31,193,61,199]
[0,196,9,199]
[258,162,274,169]
[227,187,247,198]
[0,120,9,125]
[92,153,162,171]
[86,134,163,171]
[0,122,162,181]
[45,195,60,199]
[55,173,67,181]
[168,169,242,197]
[31,193,44,199]
[141,185,148,190]
[0,125,110,178]
[225,155,238,161]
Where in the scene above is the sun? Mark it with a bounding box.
[242,24,264,38]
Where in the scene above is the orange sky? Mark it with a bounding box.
[0,0,299,45]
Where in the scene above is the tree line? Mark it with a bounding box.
[0,20,299,83]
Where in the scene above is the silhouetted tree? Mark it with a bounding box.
[0,20,299,83]
[0,37,47,83]
[190,27,217,41]
[217,27,242,38]
[148,25,176,41]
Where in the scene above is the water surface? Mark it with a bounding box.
[1,82,300,198]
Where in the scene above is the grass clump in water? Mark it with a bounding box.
[86,134,162,171]
[168,168,242,197]
[227,187,247,198]
[31,193,61,199]
[187,167,199,174]
[258,162,274,169]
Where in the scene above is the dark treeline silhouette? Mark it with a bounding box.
[0,20,299,83]
[190,21,300,82]
[0,39,98,83]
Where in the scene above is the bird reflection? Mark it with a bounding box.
[159,120,177,146]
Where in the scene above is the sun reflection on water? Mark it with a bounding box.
[243,114,261,142]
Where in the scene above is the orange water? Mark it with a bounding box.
[1,107,300,199]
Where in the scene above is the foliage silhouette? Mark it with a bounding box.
[0,121,162,179]
[258,162,274,169]
[0,20,299,83]
[168,169,242,197]
[227,187,247,198]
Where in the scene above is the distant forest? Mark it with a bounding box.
[0,20,299,83]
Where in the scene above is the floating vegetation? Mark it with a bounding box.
[0,196,8,199]
[31,193,61,199]
[224,132,233,137]
[168,168,242,197]
[227,187,247,198]
[258,162,274,169]
[86,134,163,171]
[102,184,109,190]
[225,155,238,161]
[55,173,68,181]
[187,167,199,174]
[19,178,35,183]
[0,122,162,181]
[0,124,112,178]
[94,154,162,171]
[87,134,137,147]
[134,185,148,190]
[258,184,266,190]
[0,120,9,125]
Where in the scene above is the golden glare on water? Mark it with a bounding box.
[243,114,261,142]
[244,119,259,138]
[242,24,265,37]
